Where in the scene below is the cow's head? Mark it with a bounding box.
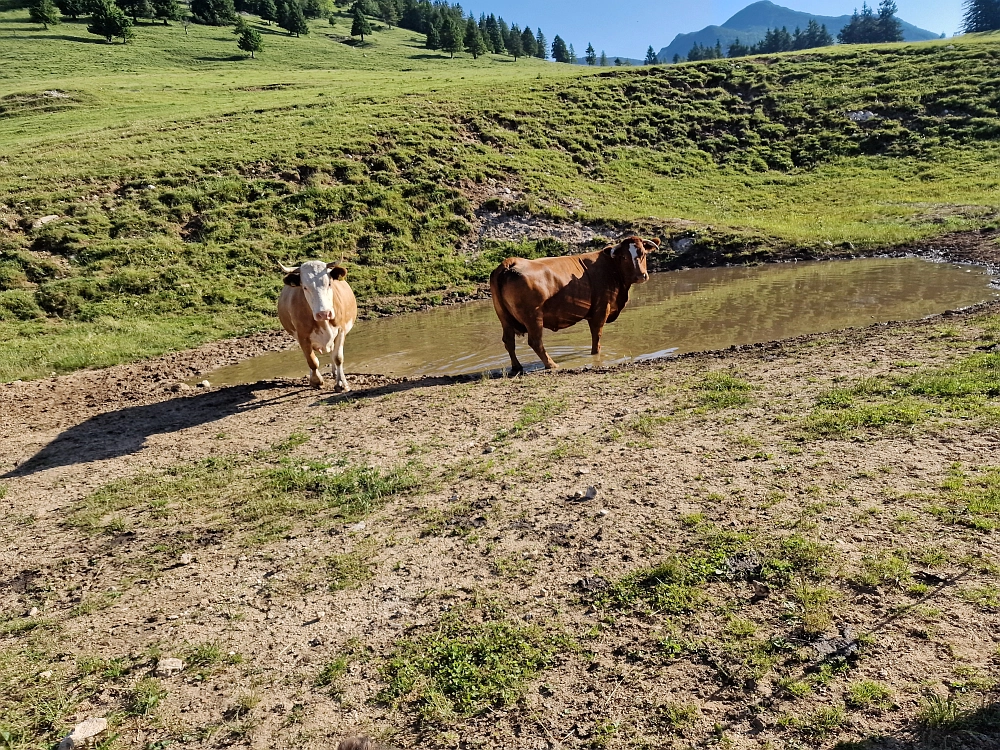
[605,236,658,284]
[280,260,348,322]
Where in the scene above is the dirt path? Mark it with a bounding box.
[3,294,1000,749]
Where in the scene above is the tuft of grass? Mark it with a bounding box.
[326,548,376,591]
[378,614,570,722]
[846,680,894,711]
[691,372,754,409]
[127,678,167,717]
[852,552,911,589]
[316,657,349,688]
[790,584,839,636]
[656,702,698,731]
[932,464,1000,531]
[959,585,1000,609]
[495,397,567,441]
[595,556,716,614]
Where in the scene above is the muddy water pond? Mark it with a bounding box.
[206,258,997,385]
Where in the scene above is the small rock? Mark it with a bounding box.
[197,380,210,388]
[483,445,495,454]
[569,486,598,501]
[28,607,39,617]
[155,657,184,677]
[32,214,60,230]
[598,509,609,516]
[316,611,326,619]
[346,521,366,533]
[576,467,591,475]
[38,670,53,680]
[171,383,192,392]
[846,109,878,122]
[179,553,194,565]
[58,717,108,750]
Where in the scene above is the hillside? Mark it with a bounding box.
[657,0,941,61]
[1,8,1000,382]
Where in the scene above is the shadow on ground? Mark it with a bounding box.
[835,700,1000,749]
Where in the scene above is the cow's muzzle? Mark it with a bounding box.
[639,272,649,282]
[314,310,335,322]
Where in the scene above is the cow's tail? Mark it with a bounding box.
[490,259,527,335]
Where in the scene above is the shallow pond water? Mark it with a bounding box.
[205,257,998,385]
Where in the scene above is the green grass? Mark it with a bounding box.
[846,680,894,711]
[378,614,570,723]
[932,463,1000,531]
[67,445,417,541]
[803,353,1000,438]
[691,371,755,409]
[2,11,1000,379]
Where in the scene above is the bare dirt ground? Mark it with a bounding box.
[3,291,1000,749]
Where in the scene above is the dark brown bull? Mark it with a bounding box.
[489,235,658,374]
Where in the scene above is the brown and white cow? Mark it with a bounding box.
[489,235,658,374]
[278,260,357,390]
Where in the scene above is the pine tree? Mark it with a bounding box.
[55,0,86,19]
[191,0,235,25]
[29,0,60,28]
[520,25,536,57]
[877,0,903,41]
[728,37,749,57]
[585,42,596,64]
[350,4,370,39]
[279,0,307,35]
[258,0,277,22]
[151,0,180,23]
[534,27,546,58]
[116,0,152,22]
[233,12,248,32]
[567,42,576,62]
[440,14,462,56]
[425,19,440,48]
[839,3,877,43]
[551,34,568,62]
[377,0,396,27]
[671,53,680,63]
[599,50,607,66]
[302,0,326,18]
[507,23,523,59]
[615,56,624,65]
[485,14,504,53]
[962,0,1000,31]
[644,44,657,64]
[88,0,133,41]
[237,24,262,55]
[464,15,486,57]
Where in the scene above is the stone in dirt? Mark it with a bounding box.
[179,553,194,565]
[155,657,184,676]
[570,486,598,501]
[32,214,60,229]
[58,717,107,750]
[171,383,192,392]
[197,380,211,388]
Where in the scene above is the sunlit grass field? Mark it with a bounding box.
[1,1,999,380]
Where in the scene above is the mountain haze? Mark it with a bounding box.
[657,0,942,61]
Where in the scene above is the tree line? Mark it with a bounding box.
[962,0,1000,32]
[678,0,906,62]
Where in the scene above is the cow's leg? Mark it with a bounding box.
[501,325,523,376]
[332,328,350,393]
[301,339,323,387]
[588,317,606,356]
[526,316,558,370]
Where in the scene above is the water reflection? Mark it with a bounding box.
[206,258,997,385]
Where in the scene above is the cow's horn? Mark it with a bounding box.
[279,262,299,274]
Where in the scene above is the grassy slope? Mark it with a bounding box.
[1,8,1000,380]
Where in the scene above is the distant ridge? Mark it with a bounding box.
[657,0,942,62]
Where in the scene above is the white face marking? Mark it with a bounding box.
[628,243,639,270]
[298,260,335,322]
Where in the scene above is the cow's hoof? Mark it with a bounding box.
[334,383,350,393]
[509,367,524,377]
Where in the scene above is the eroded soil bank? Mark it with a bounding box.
[2,288,1000,749]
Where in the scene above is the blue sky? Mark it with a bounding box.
[461,0,963,59]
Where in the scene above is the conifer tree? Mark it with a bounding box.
[151,0,180,23]
[599,50,607,65]
[728,37,749,56]
[507,23,523,59]
[644,44,657,64]
[567,42,576,62]
[877,0,903,40]
[485,14,504,53]
[962,0,1000,30]
[671,53,680,63]
[520,25,536,57]
[585,42,596,64]
[534,27,546,58]
[377,0,396,27]
[88,0,133,41]
[425,18,440,48]
[117,0,152,23]
[441,14,462,56]
[464,15,486,57]
[551,33,569,62]
[350,4,370,39]
[55,0,86,19]
[191,0,235,24]
[29,0,60,28]
[237,24,263,54]
[279,0,308,34]
[258,0,277,22]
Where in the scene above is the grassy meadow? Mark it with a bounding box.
[1,3,1000,379]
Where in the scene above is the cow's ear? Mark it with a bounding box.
[604,242,621,257]
[283,272,301,287]
[328,265,347,281]
[644,238,660,251]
